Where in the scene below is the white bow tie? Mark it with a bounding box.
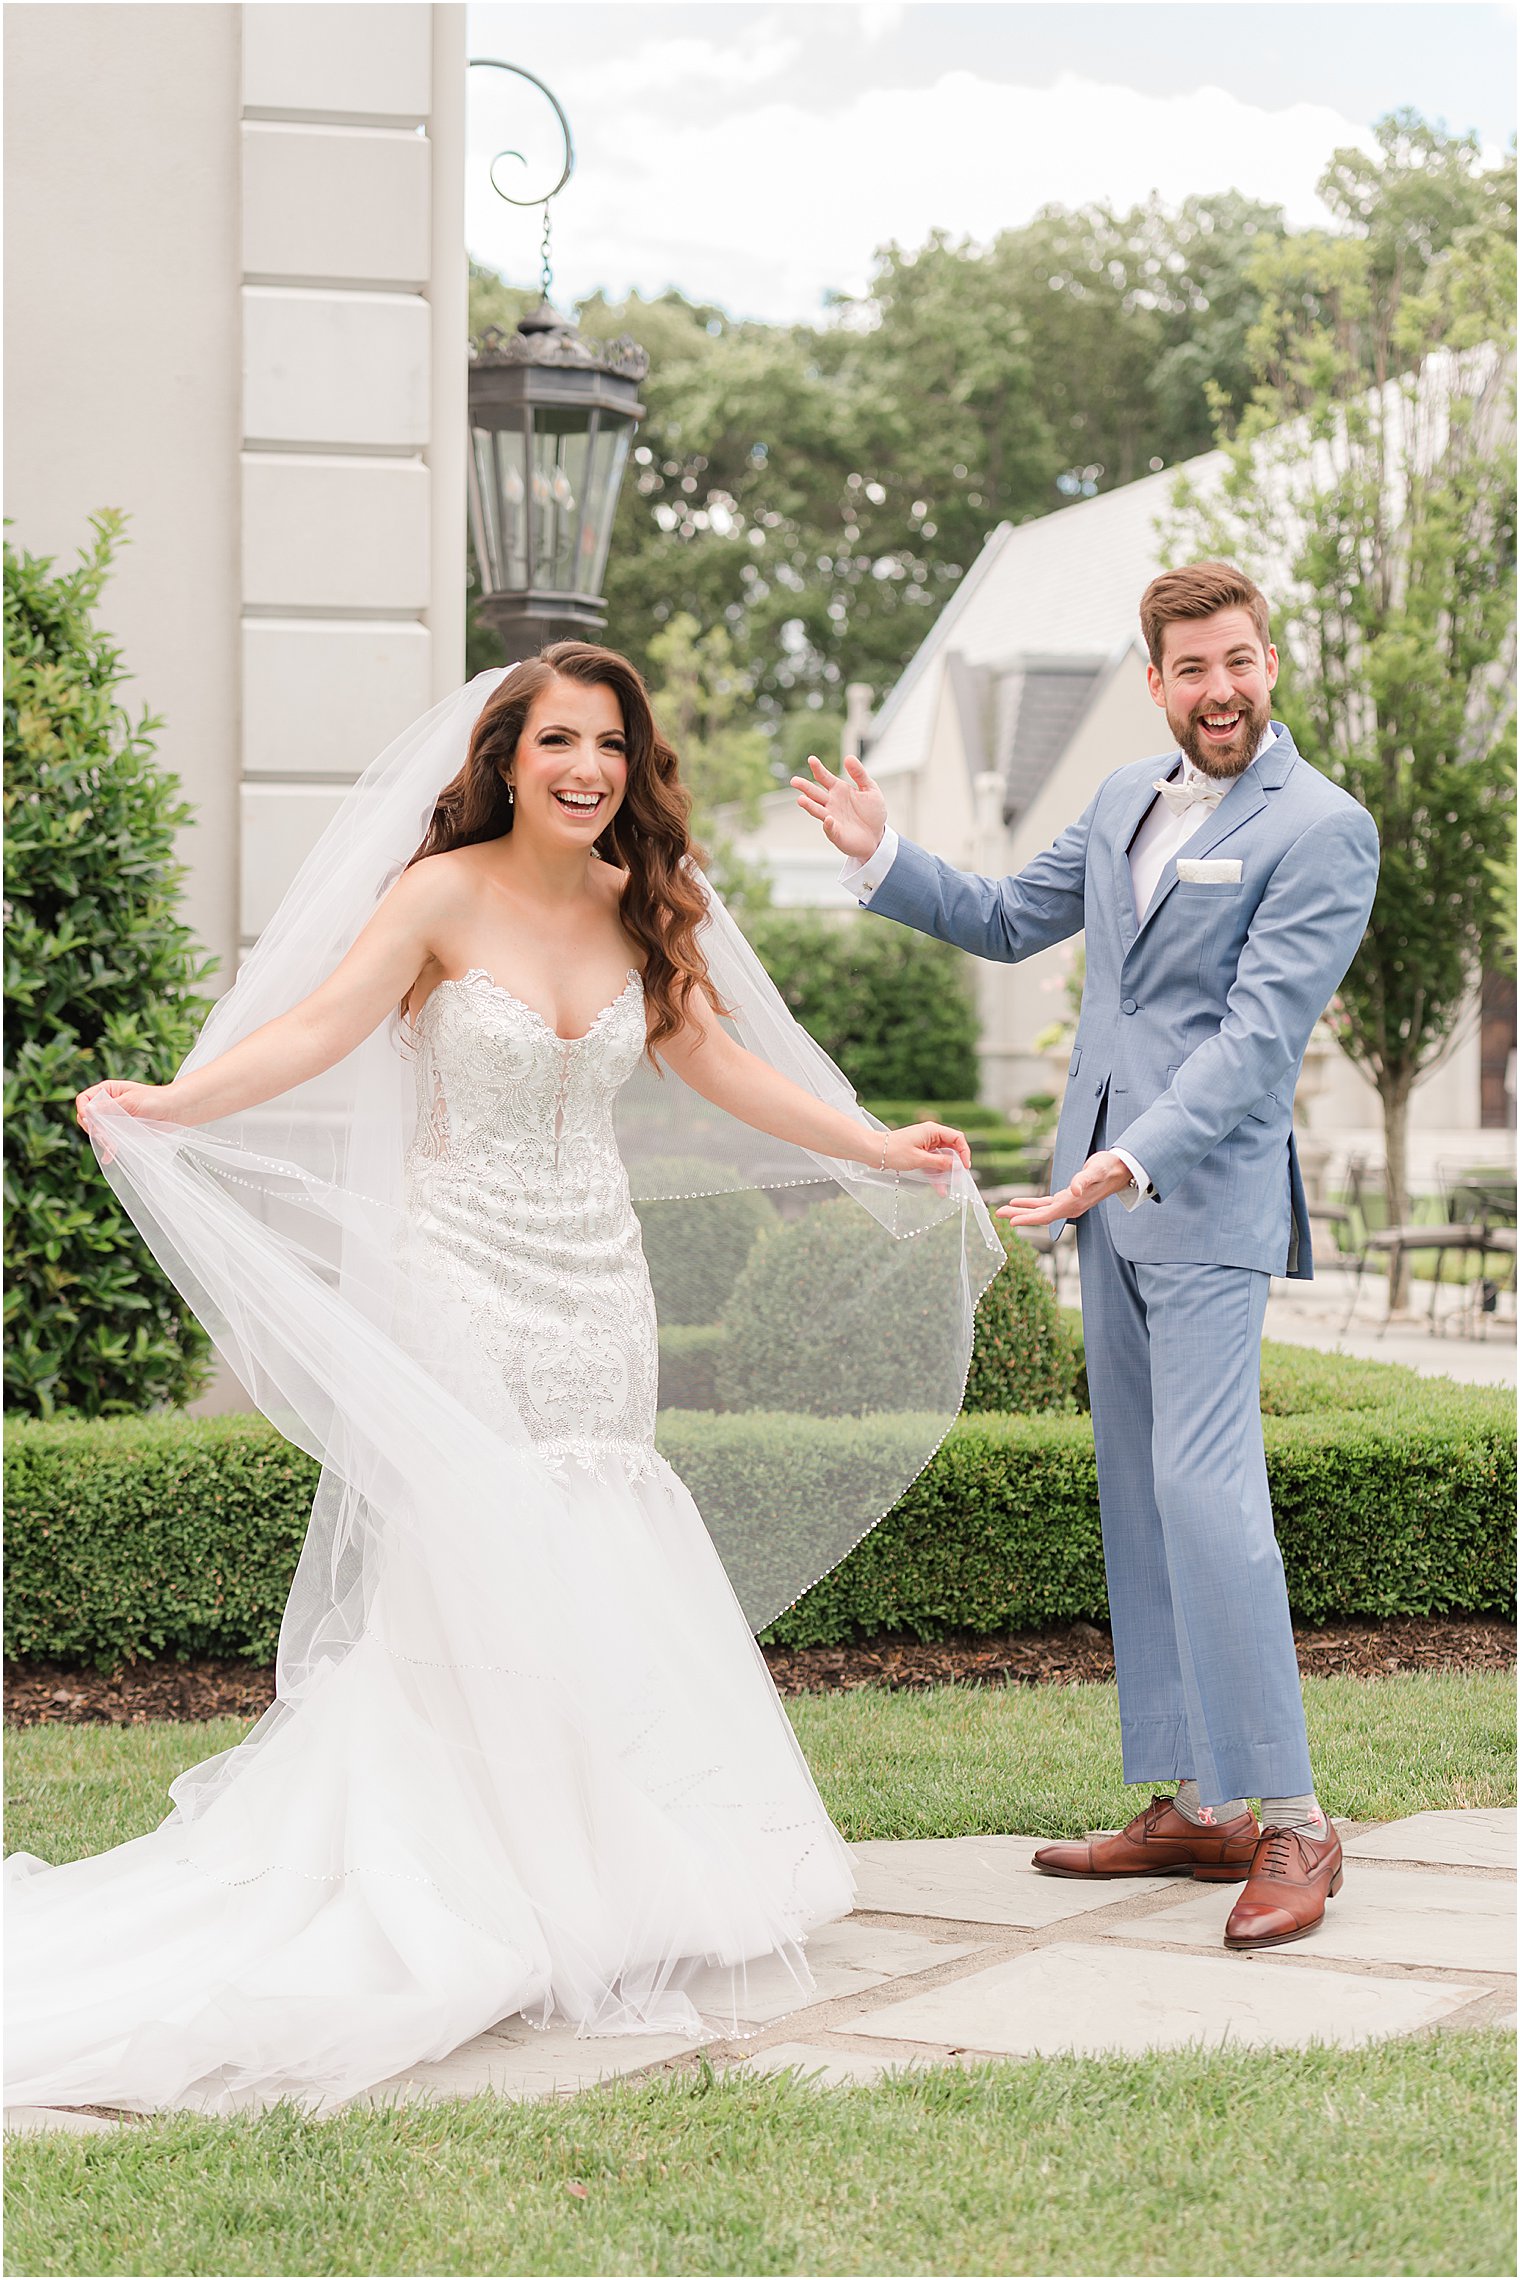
[1153,770,1226,818]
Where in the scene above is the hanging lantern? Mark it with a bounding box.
[466,60,648,660]
[468,307,647,658]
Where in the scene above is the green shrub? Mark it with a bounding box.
[658,1323,728,1410]
[862,1101,1009,1130]
[6,1348,1512,1667]
[753,1381,1517,1645]
[4,514,216,1415]
[633,1161,778,1325]
[5,1413,316,1667]
[714,1196,976,1418]
[663,1225,1076,1420]
[745,911,980,1098]
[963,1227,1079,1414]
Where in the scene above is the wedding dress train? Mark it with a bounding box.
[5,966,855,2115]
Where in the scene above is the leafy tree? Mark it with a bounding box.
[1172,115,1517,1306]
[4,514,217,1413]
[537,200,1286,722]
[467,257,534,338]
[645,610,775,911]
[743,911,980,1099]
[466,186,1335,783]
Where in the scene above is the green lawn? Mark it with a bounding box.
[7,1671,1514,1865]
[6,2036,1514,2278]
[7,1675,1515,2279]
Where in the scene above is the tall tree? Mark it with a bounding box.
[1172,115,1517,1306]
[466,190,1322,750]
[645,610,776,912]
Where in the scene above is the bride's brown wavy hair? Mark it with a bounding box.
[408,642,727,1058]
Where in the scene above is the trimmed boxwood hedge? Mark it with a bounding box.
[6,1346,1513,1667]
[664,1226,1076,1420]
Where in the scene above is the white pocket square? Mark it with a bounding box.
[1176,858,1242,884]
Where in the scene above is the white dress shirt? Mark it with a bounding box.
[838,731,1276,1207]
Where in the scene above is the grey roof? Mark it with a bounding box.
[996,657,1108,824]
[865,448,1226,783]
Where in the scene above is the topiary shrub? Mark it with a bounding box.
[657,1322,728,1410]
[4,513,216,1415]
[713,1195,976,1418]
[744,911,980,1099]
[962,1224,1079,1414]
[632,1158,779,1325]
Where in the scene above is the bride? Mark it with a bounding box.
[7,644,998,2116]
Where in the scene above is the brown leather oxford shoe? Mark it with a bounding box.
[1224,1819,1344,1950]
[1032,1793,1260,1881]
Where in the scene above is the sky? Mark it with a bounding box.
[464,1,1517,325]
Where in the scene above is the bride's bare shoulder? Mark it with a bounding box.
[392,845,492,909]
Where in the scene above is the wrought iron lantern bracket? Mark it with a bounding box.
[466,60,649,659]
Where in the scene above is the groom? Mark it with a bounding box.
[794,562,1380,1950]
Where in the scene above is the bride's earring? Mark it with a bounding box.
[504,776,515,809]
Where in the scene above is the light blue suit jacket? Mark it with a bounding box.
[866,725,1380,1279]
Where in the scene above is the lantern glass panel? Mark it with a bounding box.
[470,416,531,595]
[530,408,595,593]
[583,419,633,599]
[493,417,530,591]
[470,425,503,591]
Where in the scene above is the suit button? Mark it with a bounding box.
[1121,998,1137,1015]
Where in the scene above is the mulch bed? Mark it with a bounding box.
[5,1616,1513,1726]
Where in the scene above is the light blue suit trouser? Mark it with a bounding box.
[1075,1130,1313,1807]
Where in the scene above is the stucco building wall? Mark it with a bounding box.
[4,1,467,980]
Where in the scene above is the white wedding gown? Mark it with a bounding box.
[5,968,855,2115]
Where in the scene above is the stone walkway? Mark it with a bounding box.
[10,1808,1511,2133]
[1261,1266,1517,1388]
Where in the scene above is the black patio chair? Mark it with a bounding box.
[1348,1162,1515,1336]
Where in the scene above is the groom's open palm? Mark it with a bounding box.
[791,755,886,862]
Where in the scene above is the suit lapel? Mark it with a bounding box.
[1113,768,1168,949]
[1131,730,1297,942]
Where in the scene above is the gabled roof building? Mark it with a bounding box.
[736,450,1512,1187]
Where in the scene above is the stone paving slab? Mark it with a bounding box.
[848,1834,1178,1926]
[843,1940,1487,2058]
[11,1812,1510,2124]
[4,2106,122,2136]
[1343,1808,1516,1871]
[721,2041,939,2088]
[1111,1860,1516,1976]
[348,2021,710,2109]
[680,1915,979,2026]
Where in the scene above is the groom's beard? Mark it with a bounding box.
[1169,692,1271,779]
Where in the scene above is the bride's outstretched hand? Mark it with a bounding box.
[75,1080,181,1163]
[790,754,887,862]
[881,1121,971,1193]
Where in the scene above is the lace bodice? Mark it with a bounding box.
[403,967,660,1475]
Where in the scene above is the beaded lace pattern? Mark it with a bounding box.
[404,968,664,1482]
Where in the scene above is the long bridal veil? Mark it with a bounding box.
[10,667,1002,2106]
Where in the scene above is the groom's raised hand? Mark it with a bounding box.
[998,1150,1135,1228]
[790,754,887,863]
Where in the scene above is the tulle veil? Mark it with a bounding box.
[32,664,1004,2092]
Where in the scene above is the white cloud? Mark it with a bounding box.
[857,2,907,42]
[468,60,1381,324]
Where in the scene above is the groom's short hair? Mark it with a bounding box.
[1140,563,1271,669]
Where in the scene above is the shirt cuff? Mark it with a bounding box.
[1112,1147,1155,1210]
[839,824,900,903]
